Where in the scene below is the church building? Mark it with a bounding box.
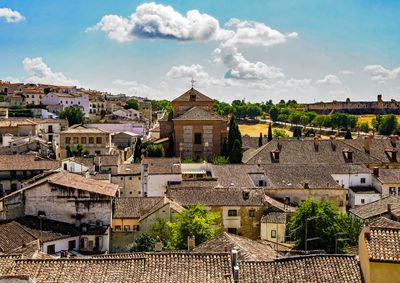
[159,88,228,160]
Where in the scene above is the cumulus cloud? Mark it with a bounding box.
[89,2,297,81]
[88,2,220,42]
[0,8,25,23]
[22,57,78,86]
[112,79,161,97]
[315,74,342,85]
[166,64,210,79]
[364,64,400,82]
[340,70,354,75]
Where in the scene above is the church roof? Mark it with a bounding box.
[172,88,214,102]
[173,106,225,121]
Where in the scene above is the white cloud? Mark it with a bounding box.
[364,64,400,82]
[166,64,210,79]
[112,79,161,97]
[0,8,25,23]
[315,74,342,85]
[88,2,220,43]
[340,70,354,75]
[22,57,79,86]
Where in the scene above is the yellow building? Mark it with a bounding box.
[358,217,400,283]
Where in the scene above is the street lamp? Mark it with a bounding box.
[305,216,320,252]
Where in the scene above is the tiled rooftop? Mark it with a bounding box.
[173,106,226,121]
[349,196,400,220]
[142,158,181,174]
[365,227,400,263]
[240,255,362,283]
[172,88,214,102]
[193,232,280,261]
[0,154,59,171]
[113,197,164,218]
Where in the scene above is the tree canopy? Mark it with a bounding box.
[60,107,85,126]
[167,204,221,250]
[124,99,139,110]
[287,199,361,253]
[377,114,398,135]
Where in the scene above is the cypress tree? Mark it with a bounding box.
[222,137,229,158]
[258,132,263,147]
[267,123,273,142]
[230,139,243,163]
[345,129,352,139]
[166,134,175,157]
[134,138,142,162]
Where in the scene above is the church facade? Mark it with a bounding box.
[159,88,228,160]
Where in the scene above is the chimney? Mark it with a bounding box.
[277,137,283,150]
[363,136,371,153]
[330,135,337,151]
[231,250,239,283]
[364,220,371,241]
[373,167,379,178]
[388,204,392,214]
[155,236,162,252]
[271,151,280,163]
[313,136,319,151]
[60,250,68,258]
[187,232,195,250]
[390,135,398,147]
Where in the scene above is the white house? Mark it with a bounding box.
[41,92,90,115]
[112,109,141,120]
[141,158,182,197]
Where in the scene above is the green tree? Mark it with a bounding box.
[371,115,382,132]
[211,155,229,164]
[166,134,175,157]
[345,129,352,139]
[149,218,172,248]
[269,106,279,122]
[359,121,369,133]
[60,107,85,126]
[258,132,263,147]
[288,199,361,253]
[222,137,229,158]
[168,204,221,250]
[146,144,165,157]
[133,138,142,162]
[124,99,139,110]
[293,126,302,139]
[230,139,243,163]
[378,114,398,135]
[272,129,289,138]
[127,233,154,252]
[267,123,273,142]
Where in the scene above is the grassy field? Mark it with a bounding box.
[358,114,400,125]
[239,123,292,137]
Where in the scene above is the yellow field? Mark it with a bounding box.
[357,114,400,125]
[239,123,292,137]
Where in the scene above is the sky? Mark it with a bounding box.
[0,0,399,103]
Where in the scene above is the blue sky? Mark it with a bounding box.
[0,0,399,102]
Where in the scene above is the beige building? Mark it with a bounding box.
[358,217,400,283]
[159,88,227,160]
[260,212,288,243]
[59,125,112,159]
[111,164,141,197]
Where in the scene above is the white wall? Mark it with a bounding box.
[61,160,90,174]
[42,236,79,254]
[331,173,372,188]
[145,174,182,197]
[349,191,381,208]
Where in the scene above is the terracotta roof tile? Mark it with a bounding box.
[365,227,400,262]
[113,197,164,218]
[172,88,214,102]
[173,106,226,121]
[0,155,59,171]
[349,196,400,220]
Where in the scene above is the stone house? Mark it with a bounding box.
[167,187,267,240]
[111,164,141,197]
[372,167,400,197]
[59,125,112,159]
[41,92,90,115]
[0,119,37,139]
[159,88,227,160]
[0,154,59,196]
[112,109,141,120]
[0,171,118,253]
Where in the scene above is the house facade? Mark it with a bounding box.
[41,92,90,115]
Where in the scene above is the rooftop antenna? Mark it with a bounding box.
[191,77,196,89]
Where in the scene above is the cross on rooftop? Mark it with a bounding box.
[191,77,196,88]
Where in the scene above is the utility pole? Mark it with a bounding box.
[305,216,320,252]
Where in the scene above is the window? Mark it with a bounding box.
[249,209,256,217]
[194,133,202,144]
[134,225,140,231]
[95,236,103,249]
[81,137,87,144]
[123,225,130,231]
[68,240,76,250]
[115,225,121,231]
[227,228,237,235]
[73,137,79,144]
[361,178,366,184]
[48,125,53,133]
[65,137,71,144]
[47,244,55,254]
[271,230,277,238]
[63,163,67,170]
[89,137,94,144]
[228,209,238,217]
[129,177,132,180]
[96,137,102,144]
[389,187,396,196]
[361,199,365,204]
